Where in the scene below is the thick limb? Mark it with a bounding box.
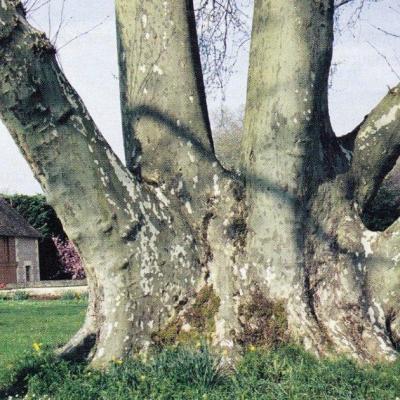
[115,0,230,222]
[240,0,335,350]
[350,85,400,220]
[115,0,245,353]
[0,1,202,366]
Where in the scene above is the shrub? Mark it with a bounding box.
[12,291,29,301]
[61,291,86,301]
[0,292,9,301]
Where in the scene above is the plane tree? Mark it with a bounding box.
[1,0,400,366]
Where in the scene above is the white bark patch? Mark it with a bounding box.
[1,0,7,10]
[239,264,249,280]
[97,348,105,358]
[153,65,163,75]
[185,201,193,214]
[213,175,220,196]
[372,299,386,326]
[368,306,376,324]
[141,15,148,28]
[392,253,400,264]
[106,149,140,219]
[188,152,195,163]
[361,231,379,257]
[154,187,170,207]
[360,104,400,140]
[170,244,186,261]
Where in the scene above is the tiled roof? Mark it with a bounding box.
[0,198,41,238]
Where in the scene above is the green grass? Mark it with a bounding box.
[0,299,86,387]
[3,345,400,399]
[2,300,400,399]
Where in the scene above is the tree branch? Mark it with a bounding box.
[362,160,400,230]
[349,84,400,226]
[115,0,234,223]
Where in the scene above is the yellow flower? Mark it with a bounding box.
[249,345,256,352]
[111,356,123,365]
[195,341,202,349]
[32,342,42,352]
[140,374,146,381]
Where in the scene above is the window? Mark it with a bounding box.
[0,237,10,263]
[26,265,31,282]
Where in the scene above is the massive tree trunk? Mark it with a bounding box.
[1,0,400,366]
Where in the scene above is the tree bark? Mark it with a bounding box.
[1,0,400,366]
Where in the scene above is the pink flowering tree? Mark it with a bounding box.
[52,236,85,280]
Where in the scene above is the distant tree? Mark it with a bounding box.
[212,106,244,172]
[4,194,66,239]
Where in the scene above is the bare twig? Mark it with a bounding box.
[194,0,251,95]
[367,41,400,81]
[369,23,400,38]
[57,16,110,51]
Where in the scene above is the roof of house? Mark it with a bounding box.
[0,198,41,239]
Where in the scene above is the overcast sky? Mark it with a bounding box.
[0,0,399,194]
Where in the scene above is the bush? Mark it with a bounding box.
[60,291,86,301]
[0,292,9,301]
[12,291,29,301]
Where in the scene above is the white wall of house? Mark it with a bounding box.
[15,238,40,283]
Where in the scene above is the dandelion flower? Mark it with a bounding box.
[32,342,42,352]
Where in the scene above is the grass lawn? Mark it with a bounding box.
[0,300,86,386]
[3,300,400,399]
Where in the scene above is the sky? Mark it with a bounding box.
[0,0,399,194]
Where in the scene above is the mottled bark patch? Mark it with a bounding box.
[151,285,220,346]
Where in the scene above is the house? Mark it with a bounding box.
[0,198,41,284]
